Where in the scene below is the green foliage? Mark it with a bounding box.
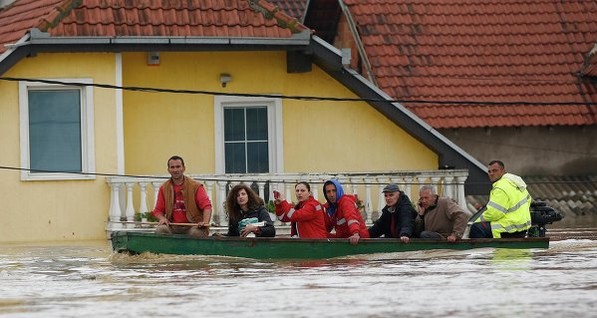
[135,212,157,222]
[267,200,276,214]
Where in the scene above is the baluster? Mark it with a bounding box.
[311,179,320,201]
[256,181,266,199]
[108,181,123,230]
[443,176,455,200]
[125,182,136,225]
[430,176,441,197]
[414,176,426,199]
[350,177,361,218]
[216,180,228,226]
[205,181,215,224]
[139,182,149,214]
[403,176,413,199]
[284,181,292,203]
[151,181,162,208]
[456,175,468,210]
[363,177,373,224]
[344,179,354,196]
[377,177,387,217]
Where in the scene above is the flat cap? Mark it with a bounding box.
[382,183,400,193]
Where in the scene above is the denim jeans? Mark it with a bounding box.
[469,222,493,238]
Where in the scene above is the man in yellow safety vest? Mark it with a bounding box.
[470,160,532,238]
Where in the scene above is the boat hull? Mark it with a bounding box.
[111,231,550,260]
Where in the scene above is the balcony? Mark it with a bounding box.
[106,169,469,235]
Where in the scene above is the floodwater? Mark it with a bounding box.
[1,225,596,318]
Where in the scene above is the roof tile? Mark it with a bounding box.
[340,0,597,128]
[0,0,308,54]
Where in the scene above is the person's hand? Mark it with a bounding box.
[157,216,169,226]
[196,222,210,228]
[400,236,410,243]
[273,194,285,205]
[447,234,458,243]
[349,232,360,245]
[241,224,257,237]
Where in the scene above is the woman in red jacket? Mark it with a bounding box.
[274,182,328,238]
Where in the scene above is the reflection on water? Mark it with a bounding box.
[1,233,596,318]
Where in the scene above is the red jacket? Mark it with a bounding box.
[275,196,328,238]
[324,194,370,238]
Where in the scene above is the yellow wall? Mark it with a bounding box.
[0,53,117,243]
[0,50,437,243]
[122,51,436,175]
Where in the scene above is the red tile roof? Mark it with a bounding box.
[0,0,308,55]
[342,0,597,128]
[581,45,597,77]
[0,0,64,54]
[269,0,306,22]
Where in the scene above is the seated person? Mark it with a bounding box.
[323,179,370,245]
[274,181,328,238]
[368,183,417,243]
[416,185,470,242]
[224,184,275,237]
[152,155,211,237]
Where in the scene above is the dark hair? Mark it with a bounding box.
[295,181,311,192]
[488,160,504,169]
[225,184,264,221]
[167,155,185,167]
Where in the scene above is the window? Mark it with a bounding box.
[214,96,283,174]
[19,79,95,180]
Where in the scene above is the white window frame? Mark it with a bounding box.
[18,78,96,181]
[214,95,284,174]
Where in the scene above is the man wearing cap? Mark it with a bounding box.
[368,183,417,243]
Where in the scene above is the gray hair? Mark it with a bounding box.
[419,185,437,195]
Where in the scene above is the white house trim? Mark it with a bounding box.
[18,78,96,181]
[214,95,284,174]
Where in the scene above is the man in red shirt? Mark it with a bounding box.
[151,155,212,237]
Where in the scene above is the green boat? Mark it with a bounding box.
[110,231,550,260]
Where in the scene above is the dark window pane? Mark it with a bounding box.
[28,90,82,172]
[224,108,245,141]
[246,107,267,140]
[247,142,268,173]
[225,143,246,173]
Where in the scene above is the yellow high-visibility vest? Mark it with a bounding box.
[479,173,532,238]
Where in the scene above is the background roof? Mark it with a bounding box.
[271,0,597,129]
[344,0,597,129]
[0,0,307,55]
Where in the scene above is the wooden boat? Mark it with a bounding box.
[110,231,550,260]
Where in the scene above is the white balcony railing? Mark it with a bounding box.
[106,170,469,234]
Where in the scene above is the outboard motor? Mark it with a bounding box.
[527,201,563,237]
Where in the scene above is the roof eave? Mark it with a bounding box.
[309,36,489,194]
[27,28,311,47]
[0,28,311,75]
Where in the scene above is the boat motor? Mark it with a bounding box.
[527,201,563,237]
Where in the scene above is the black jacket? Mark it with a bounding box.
[368,191,417,238]
[227,206,276,237]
